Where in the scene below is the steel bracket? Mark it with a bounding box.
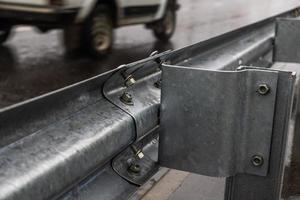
[103,52,169,140]
[274,18,300,63]
[112,128,160,186]
[159,64,281,177]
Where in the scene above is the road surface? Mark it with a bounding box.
[0,0,299,108]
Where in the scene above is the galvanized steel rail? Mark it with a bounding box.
[0,8,300,200]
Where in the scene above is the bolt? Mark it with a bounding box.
[163,60,171,65]
[155,57,163,65]
[257,84,270,95]
[120,92,134,105]
[154,80,162,89]
[137,151,145,159]
[128,163,141,174]
[131,145,144,159]
[150,51,159,57]
[125,75,136,87]
[251,155,264,167]
[152,138,158,144]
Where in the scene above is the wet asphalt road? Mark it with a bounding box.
[0,0,300,108]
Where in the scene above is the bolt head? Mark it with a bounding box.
[128,163,141,174]
[150,51,159,57]
[120,92,134,105]
[137,151,145,159]
[125,76,136,87]
[251,155,264,167]
[257,84,270,95]
[154,80,162,89]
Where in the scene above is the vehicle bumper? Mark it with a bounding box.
[0,4,78,25]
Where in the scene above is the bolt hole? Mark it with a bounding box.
[251,155,264,167]
[257,84,270,95]
[259,86,267,93]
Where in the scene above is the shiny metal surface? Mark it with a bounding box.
[274,18,300,63]
[225,68,296,200]
[0,86,135,199]
[61,164,138,200]
[159,66,279,177]
[103,57,163,140]
[0,7,300,200]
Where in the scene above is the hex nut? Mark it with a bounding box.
[251,155,264,167]
[128,163,141,174]
[125,76,136,87]
[120,92,134,105]
[257,84,270,95]
[131,145,144,159]
[137,151,145,159]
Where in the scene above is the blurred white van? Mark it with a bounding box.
[0,0,179,57]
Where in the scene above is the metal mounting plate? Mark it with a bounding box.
[159,64,279,177]
[103,61,162,141]
[274,18,300,63]
[112,128,160,186]
[112,147,159,186]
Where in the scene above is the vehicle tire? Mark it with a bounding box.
[153,4,176,42]
[0,27,11,44]
[83,5,113,58]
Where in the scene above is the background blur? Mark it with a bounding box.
[0,0,299,109]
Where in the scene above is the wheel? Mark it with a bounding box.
[153,5,176,42]
[82,5,113,58]
[0,27,11,44]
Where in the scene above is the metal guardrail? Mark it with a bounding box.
[0,8,300,200]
